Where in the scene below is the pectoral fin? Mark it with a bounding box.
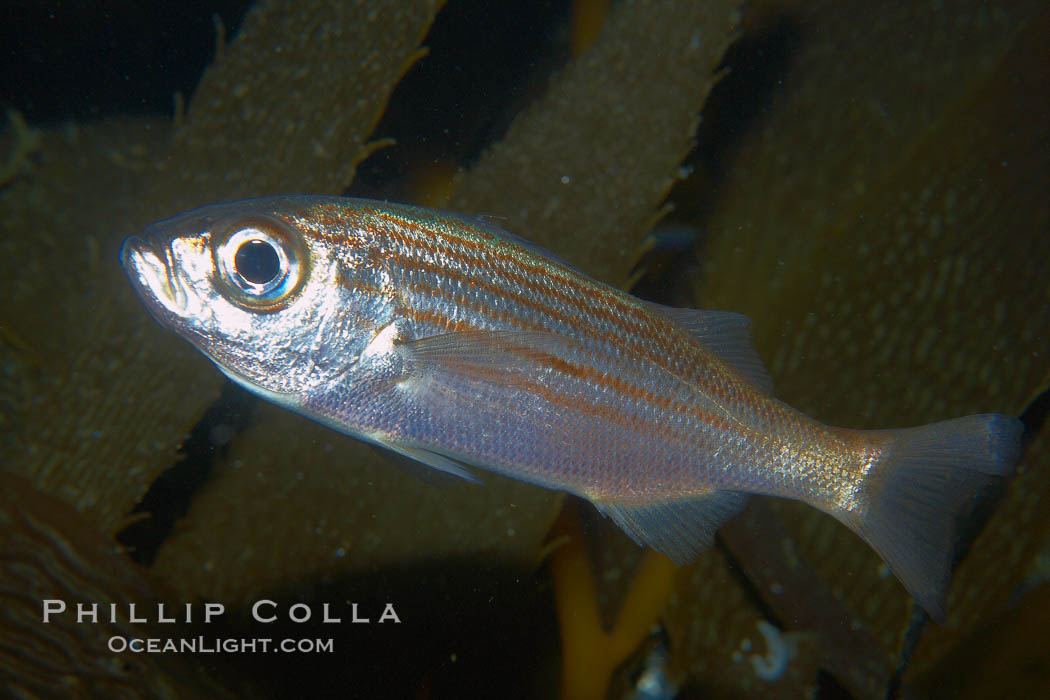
[402,329,576,377]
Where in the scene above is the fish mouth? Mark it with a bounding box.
[120,234,189,318]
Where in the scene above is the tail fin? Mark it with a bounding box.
[846,414,1023,622]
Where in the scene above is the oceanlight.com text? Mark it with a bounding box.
[107,636,335,654]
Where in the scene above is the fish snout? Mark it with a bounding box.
[120,234,188,317]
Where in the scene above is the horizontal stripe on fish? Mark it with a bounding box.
[393,304,846,503]
[366,214,676,338]
[394,278,729,419]
[372,222,831,450]
[372,227,736,388]
[305,207,855,503]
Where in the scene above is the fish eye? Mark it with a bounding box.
[234,239,281,286]
[213,216,305,308]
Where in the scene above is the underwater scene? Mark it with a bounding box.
[2,0,1049,697]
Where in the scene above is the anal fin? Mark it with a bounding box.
[598,491,749,563]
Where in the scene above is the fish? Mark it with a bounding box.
[120,195,1023,622]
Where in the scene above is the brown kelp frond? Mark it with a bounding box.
[0,471,242,698]
[162,0,444,206]
[452,0,740,286]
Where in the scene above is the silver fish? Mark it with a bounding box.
[121,196,1023,621]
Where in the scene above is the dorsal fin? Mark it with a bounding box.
[467,215,579,269]
[645,302,774,394]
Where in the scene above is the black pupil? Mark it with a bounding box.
[234,239,281,286]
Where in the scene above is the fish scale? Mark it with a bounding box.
[367,204,839,493]
[121,195,1023,622]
